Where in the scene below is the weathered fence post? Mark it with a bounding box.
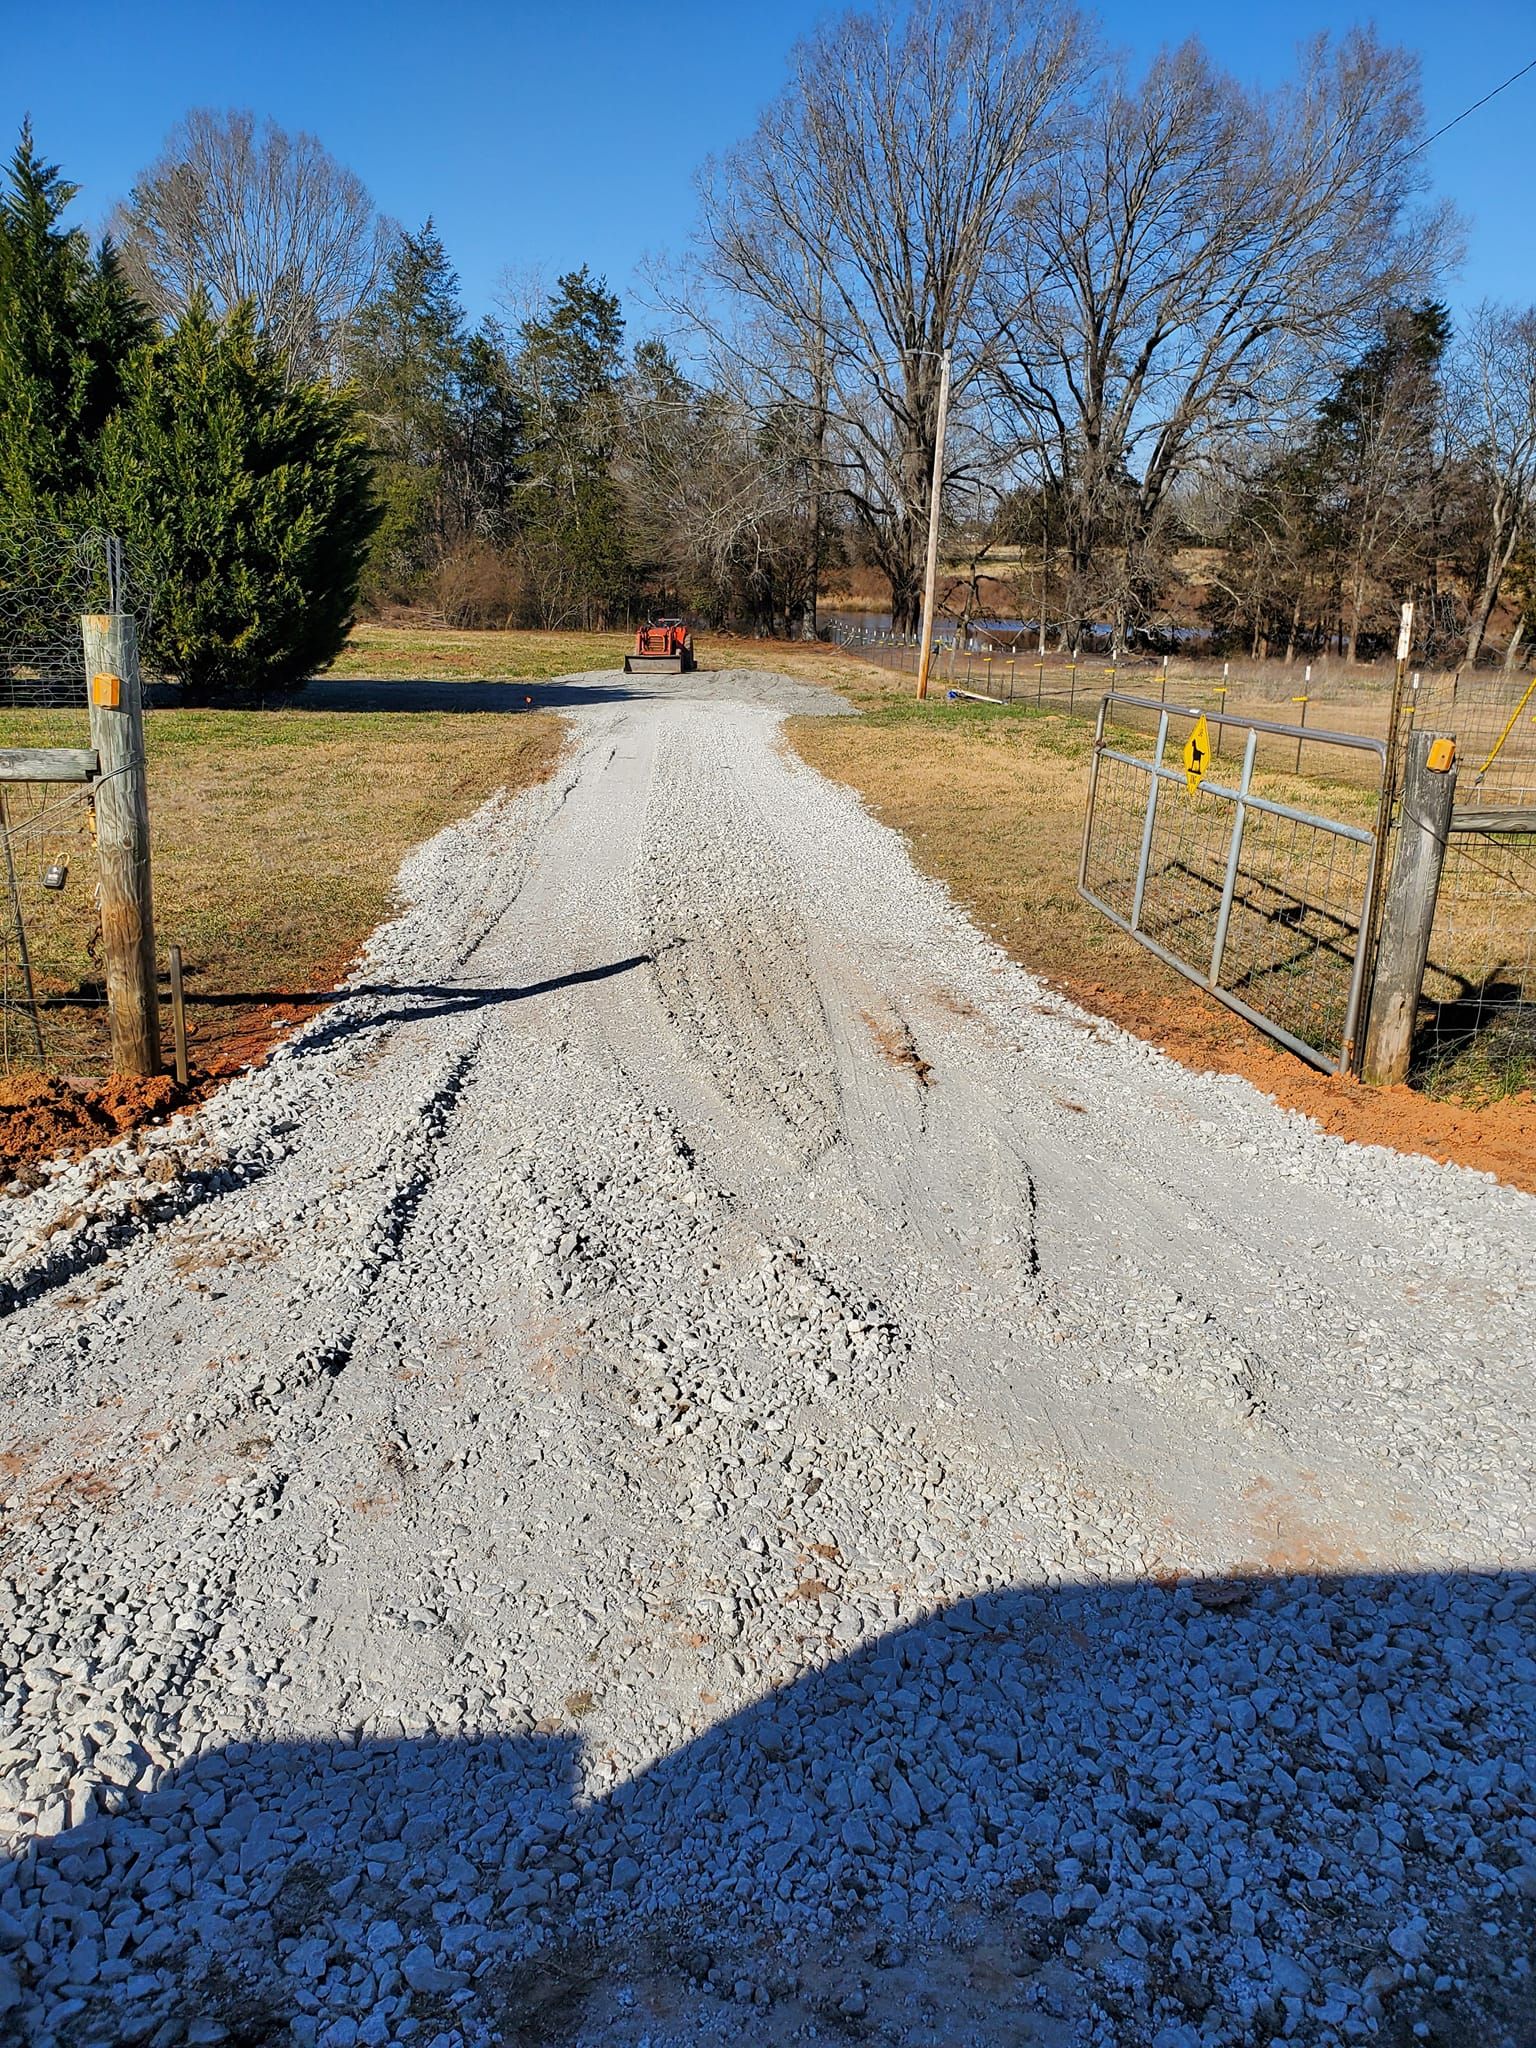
[1361,729,1457,1086]
[80,613,160,1076]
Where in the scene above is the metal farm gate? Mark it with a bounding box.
[1078,693,1385,1073]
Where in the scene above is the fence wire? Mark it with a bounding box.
[0,781,108,1076]
[0,530,155,709]
[1225,809,1376,1061]
[1418,828,1536,1099]
[1401,676,1536,1096]
[838,624,1536,799]
[845,624,1536,1093]
[1410,669,1536,809]
[0,531,158,1073]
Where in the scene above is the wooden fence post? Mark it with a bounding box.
[80,613,160,1076]
[1361,729,1457,1087]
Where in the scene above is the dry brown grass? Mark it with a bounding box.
[782,646,1536,1191]
[328,623,633,682]
[0,701,563,1079]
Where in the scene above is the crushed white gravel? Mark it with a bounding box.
[0,667,1532,2048]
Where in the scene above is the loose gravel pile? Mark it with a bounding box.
[0,670,1532,2048]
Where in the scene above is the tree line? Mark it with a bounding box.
[3,0,1535,695]
[685,1,1535,667]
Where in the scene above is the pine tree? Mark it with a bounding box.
[0,122,148,557]
[451,323,524,548]
[514,270,632,627]
[100,298,378,695]
[349,222,468,602]
[1309,303,1450,658]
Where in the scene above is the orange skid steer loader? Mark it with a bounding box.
[624,618,696,675]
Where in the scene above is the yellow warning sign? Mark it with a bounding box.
[1182,714,1212,794]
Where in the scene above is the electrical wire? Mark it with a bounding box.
[1407,55,1536,158]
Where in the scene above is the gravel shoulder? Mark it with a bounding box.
[1,667,1532,2047]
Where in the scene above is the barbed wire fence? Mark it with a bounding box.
[0,531,159,1076]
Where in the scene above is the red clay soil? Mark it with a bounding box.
[0,976,347,1183]
[1066,976,1536,1197]
[0,1074,181,1183]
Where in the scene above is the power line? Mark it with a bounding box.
[1408,55,1536,158]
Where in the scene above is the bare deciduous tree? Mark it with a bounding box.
[991,30,1454,649]
[114,110,393,383]
[690,0,1089,630]
[618,348,824,631]
[1451,303,1536,665]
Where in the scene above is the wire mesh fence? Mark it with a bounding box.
[0,530,155,709]
[843,618,1536,1092]
[1403,678,1536,1097]
[835,621,1536,800]
[1078,684,1536,1091]
[1409,668,1536,809]
[0,780,106,1075]
[1079,697,1382,1072]
[1417,827,1536,1099]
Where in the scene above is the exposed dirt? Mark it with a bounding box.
[181,975,349,1085]
[861,1008,935,1088]
[1066,974,1536,1196]
[0,964,353,1182]
[0,1073,182,1181]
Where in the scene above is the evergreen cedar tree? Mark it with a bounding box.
[0,125,148,557]
[103,299,377,696]
[0,125,377,696]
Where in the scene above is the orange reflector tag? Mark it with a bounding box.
[1426,738,1456,773]
[91,672,122,708]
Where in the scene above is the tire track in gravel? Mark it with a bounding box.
[638,727,846,1173]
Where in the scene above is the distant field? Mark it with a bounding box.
[326,623,633,682]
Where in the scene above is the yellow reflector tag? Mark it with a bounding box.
[91,672,121,707]
[1426,738,1456,773]
[1182,714,1212,795]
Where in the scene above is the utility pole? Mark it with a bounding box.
[915,349,952,702]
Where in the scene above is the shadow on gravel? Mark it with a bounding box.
[182,958,656,1058]
[6,1572,1532,2047]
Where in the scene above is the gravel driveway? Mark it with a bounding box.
[1,667,1532,2047]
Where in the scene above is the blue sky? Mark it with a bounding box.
[10,1,1534,333]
